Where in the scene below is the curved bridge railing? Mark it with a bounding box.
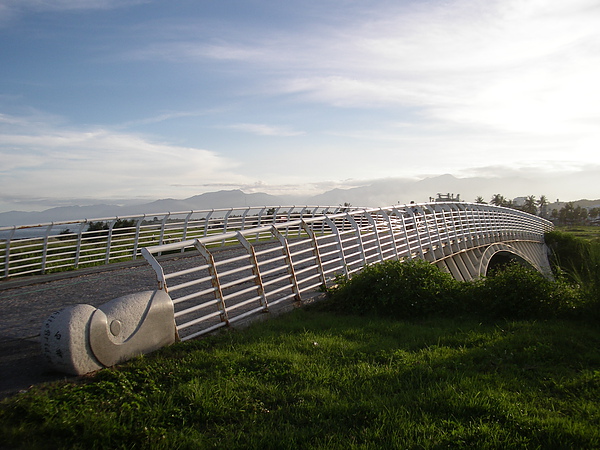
[0,205,351,280]
[40,201,555,375]
[140,202,554,342]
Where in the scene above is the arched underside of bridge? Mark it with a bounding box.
[430,240,552,282]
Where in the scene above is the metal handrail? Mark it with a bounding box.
[0,205,353,280]
[140,202,553,341]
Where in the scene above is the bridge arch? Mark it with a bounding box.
[486,250,535,274]
[433,240,552,282]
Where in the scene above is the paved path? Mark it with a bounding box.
[0,260,160,400]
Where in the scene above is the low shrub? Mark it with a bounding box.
[324,259,585,321]
[466,262,581,320]
[325,259,462,319]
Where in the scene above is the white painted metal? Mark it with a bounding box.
[0,205,345,279]
[138,202,553,341]
[5,201,554,343]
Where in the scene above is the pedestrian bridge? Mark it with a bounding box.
[38,202,554,374]
[140,202,553,341]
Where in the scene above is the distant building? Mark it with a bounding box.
[430,193,461,202]
[512,197,526,207]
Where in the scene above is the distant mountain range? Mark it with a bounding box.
[1,174,599,227]
[0,190,288,227]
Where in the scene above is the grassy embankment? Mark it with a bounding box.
[0,230,599,449]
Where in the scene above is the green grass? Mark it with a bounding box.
[1,310,599,449]
[555,225,600,242]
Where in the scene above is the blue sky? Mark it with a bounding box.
[1,0,600,211]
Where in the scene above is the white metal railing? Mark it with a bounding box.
[141,202,554,341]
[0,205,352,280]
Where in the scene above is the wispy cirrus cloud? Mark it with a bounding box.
[224,123,305,137]
[124,0,600,140]
[116,110,221,129]
[0,112,249,200]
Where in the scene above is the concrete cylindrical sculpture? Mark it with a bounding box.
[42,290,177,375]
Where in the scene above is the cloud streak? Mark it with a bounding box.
[120,0,600,149]
[225,123,305,137]
[0,113,249,201]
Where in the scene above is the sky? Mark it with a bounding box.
[1,0,600,212]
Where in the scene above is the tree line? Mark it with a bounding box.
[474,194,599,226]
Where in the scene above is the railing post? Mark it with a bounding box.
[195,240,229,326]
[132,216,144,259]
[346,213,367,266]
[392,206,414,259]
[297,206,308,236]
[453,203,470,250]
[221,209,233,246]
[272,226,302,302]
[240,207,250,230]
[409,205,427,260]
[104,220,115,265]
[365,211,385,262]
[74,222,86,268]
[140,247,168,291]
[433,204,454,255]
[3,227,16,279]
[380,208,399,260]
[325,216,349,278]
[40,223,54,274]
[182,211,193,242]
[236,232,269,311]
[203,210,214,237]
[223,208,233,232]
[301,220,327,288]
[158,213,170,246]
[415,205,432,259]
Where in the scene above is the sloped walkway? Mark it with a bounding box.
[0,260,158,400]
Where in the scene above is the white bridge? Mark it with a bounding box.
[34,202,554,374]
[140,202,553,341]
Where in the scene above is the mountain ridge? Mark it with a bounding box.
[2,177,599,227]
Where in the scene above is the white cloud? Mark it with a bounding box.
[125,0,600,142]
[0,113,249,200]
[225,123,305,137]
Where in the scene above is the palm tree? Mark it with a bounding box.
[490,194,505,207]
[537,195,549,218]
[475,196,486,204]
[523,195,537,215]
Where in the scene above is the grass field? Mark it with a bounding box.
[554,225,600,242]
[1,309,599,449]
